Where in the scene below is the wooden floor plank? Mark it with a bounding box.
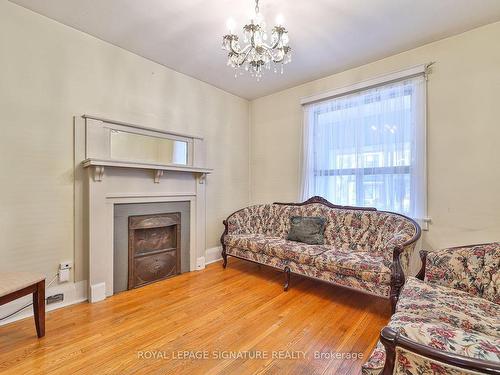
[0,258,390,374]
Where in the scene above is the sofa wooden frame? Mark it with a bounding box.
[220,196,421,313]
[379,248,500,375]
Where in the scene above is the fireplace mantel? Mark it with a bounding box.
[82,158,212,183]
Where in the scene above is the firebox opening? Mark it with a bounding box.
[113,202,190,294]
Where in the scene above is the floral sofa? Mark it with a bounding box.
[220,196,421,312]
[362,242,500,375]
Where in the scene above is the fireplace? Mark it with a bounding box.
[75,115,211,302]
[128,213,181,289]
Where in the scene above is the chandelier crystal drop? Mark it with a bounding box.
[221,0,291,80]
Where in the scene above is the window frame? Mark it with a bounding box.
[300,66,430,228]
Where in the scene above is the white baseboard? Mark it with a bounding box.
[90,282,106,303]
[0,280,88,326]
[195,247,222,270]
[196,256,206,270]
[205,246,222,265]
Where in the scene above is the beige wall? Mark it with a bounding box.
[0,1,249,281]
[2,0,499,285]
[250,21,500,250]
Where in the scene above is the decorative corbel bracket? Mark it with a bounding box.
[154,170,164,183]
[198,173,207,184]
[94,166,105,182]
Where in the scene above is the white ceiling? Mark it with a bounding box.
[10,0,500,99]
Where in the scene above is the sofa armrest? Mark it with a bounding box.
[379,327,500,375]
[386,224,420,314]
[390,241,418,277]
[388,242,418,314]
[224,204,271,235]
[383,218,421,278]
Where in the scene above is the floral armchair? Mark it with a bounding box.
[362,242,500,375]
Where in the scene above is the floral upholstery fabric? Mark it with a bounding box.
[396,278,499,339]
[400,322,499,361]
[262,241,329,266]
[362,276,500,375]
[314,250,391,284]
[425,242,500,304]
[225,247,392,298]
[224,234,329,265]
[362,341,386,375]
[224,234,278,253]
[226,203,417,258]
[226,204,274,236]
[224,202,418,298]
[226,247,287,270]
[394,348,486,375]
[287,260,391,297]
[225,233,392,286]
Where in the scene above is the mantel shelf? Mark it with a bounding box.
[82,158,212,183]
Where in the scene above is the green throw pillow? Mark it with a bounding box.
[287,216,326,245]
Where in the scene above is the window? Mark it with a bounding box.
[300,75,426,220]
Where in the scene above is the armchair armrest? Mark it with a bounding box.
[380,327,500,375]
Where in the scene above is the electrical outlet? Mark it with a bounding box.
[59,261,72,270]
[46,293,64,305]
[59,261,72,282]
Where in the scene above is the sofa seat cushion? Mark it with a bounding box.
[397,277,499,338]
[223,235,327,266]
[262,239,329,266]
[314,250,391,284]
[223,234,281,253]
[288,261,390,298]
[226,247,287,270]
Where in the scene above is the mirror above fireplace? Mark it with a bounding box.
[110,130,188,166]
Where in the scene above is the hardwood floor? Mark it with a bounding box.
[0,258,390,375]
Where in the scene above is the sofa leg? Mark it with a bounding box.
[222,249,227,269]
[283,266,290,291]
[220,220,228,269]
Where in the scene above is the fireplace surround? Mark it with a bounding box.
[74,115,212,302]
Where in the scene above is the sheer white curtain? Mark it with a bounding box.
[300,76,426,221]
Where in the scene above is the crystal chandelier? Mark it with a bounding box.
[221,0,291,80]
